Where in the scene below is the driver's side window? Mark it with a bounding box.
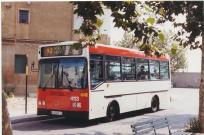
[90,54,104,89]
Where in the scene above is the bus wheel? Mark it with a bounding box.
[151,96,159,112]
[106,103,119,122]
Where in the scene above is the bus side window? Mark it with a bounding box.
[149,60,160,80]
[122,57,135,80]
[90,54,104,88]
[160,61,169,80]
[136,59,149,80]
[105,56,121,81]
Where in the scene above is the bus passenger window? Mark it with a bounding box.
[149,60,160,80]
[160,61,169,79]
[122,57,135,80]
[105,56,121,81]
[136,59,149,80]
[90,60,103,88]
[106,61,121,81]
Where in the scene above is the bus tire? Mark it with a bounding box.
[151,96,159,112]
[106,102,119,122]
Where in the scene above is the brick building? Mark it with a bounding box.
[2,2,110,95]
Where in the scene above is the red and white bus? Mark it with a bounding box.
[37,41,171,121]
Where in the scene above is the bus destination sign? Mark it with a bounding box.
[41,43,82,57]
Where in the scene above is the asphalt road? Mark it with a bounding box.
[11,88,199,135]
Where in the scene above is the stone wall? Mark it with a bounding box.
[171,72,201,88]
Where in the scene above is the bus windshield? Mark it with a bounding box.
[39,58,87,89]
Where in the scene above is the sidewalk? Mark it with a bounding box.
[7,96,37,117]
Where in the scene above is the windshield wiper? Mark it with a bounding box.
[63,71,73,91]
[42,74,54,90]
[42,64,58,89]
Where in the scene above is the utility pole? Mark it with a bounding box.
[25,55,28,114]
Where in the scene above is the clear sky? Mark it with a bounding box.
[186,49,202,72]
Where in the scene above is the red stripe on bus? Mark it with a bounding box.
[89,45,169,61]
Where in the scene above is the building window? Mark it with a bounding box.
[15,55,27,74]
[19,9,29,24]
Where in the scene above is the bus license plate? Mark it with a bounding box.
[51,111,62,115]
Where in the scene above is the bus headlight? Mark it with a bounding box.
[38,100,42,105]
[42,100,46,106]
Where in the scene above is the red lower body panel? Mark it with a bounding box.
[37,88,89,112]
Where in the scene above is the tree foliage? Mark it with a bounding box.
[73,1,202,53]
[115,32,136,49]
[73,1,159,54]
[146,1,202,49]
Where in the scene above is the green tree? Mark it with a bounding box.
[116,32,188,72]
[74,1,204,132]
[169,44,188,72]
[115,32,136,49]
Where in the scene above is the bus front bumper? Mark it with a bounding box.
[37,108,89,119]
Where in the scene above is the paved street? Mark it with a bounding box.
[10,88,199,135]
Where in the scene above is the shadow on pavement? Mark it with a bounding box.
[12,109,196,133]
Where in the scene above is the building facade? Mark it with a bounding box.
[2,2,110,95]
